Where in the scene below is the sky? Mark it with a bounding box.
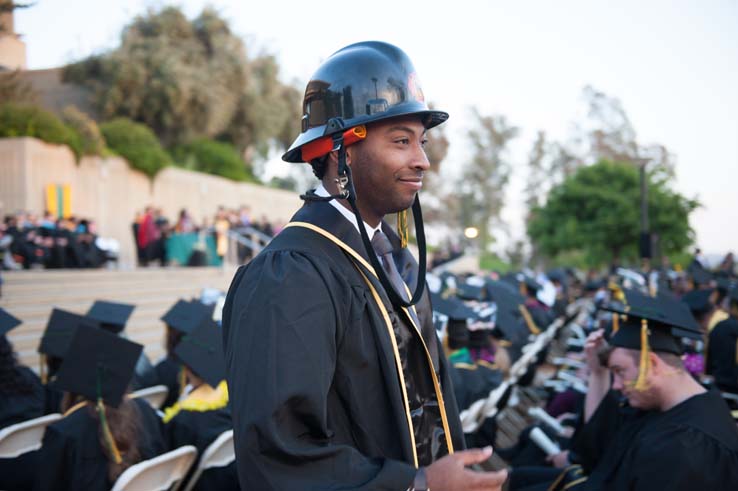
[13,0,738,256]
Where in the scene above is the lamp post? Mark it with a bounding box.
[635,158,651,262]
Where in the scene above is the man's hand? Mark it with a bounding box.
[425,447,508,491]
[583,329,607,374]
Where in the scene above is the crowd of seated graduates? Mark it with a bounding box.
[0,296,239,491]
[1,212,116,271]
[2,256,737,490]
[430,264,738,490]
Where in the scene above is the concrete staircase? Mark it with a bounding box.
[1,267,237,371]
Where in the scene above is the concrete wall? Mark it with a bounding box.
[0,137,303,266]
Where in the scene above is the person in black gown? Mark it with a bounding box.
[518,290,738,490]
[707,288,738,393]
[155,299,213,409]
[0,308,46,491]
[34,324,166,491]
[223,41,507,491]
[37,309,102,414]
[163,316,238,490]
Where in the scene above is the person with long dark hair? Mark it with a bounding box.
[154,299,213,409]
[0,309,44,429]
[0,309,46,491]
[34,324,166,491]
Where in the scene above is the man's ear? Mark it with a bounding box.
[649,352,665,376]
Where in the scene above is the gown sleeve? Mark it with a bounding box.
[33,424,74,491]
[222,250,417,491]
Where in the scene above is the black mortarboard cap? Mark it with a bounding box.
[486,280,525,308]
[39,309,101,357]
[456,282,486,301]
[604,288,701,355]
[681,289,713,316]
[174,318,226,388]
[715,277,733,294]
[493,306,529,344]
[161,299,212,334]
[546,269,566,283]
[431,291,479,321]
[517,273,541,293]
[0,307,22,336]
[53,323,143,407]
[690,268,713,287]
[468,328,492,350]
[86,300,135,333]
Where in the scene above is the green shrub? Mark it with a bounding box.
[100,118,172,177]
[0,103,82,159]
[171,138,256,182]
[61,105,107,156]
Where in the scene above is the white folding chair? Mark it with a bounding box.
[111,445,198,491]
[0,413,62,458]
[181,430,235,491]
[130,385,170,410]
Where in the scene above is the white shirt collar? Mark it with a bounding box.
[315,183,382,238]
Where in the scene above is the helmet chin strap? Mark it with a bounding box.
[301,130,427,308]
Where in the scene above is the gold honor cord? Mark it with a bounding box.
[357,268,418,467]
[285,222,456,459]
[519,305,541,335]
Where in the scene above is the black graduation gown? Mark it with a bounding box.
[165,407,239,491]
[33,398,167,491]
[0,367,45,491]
[582,390,738,490]
[154,355,183,410]
[222,199,465,491]
[0,367,44,429]
[707,316,738,393]
[448,359,503,411]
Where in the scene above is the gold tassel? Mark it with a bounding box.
[96,398,122,464]
[612,314,619,333]
[397,209,409,249]
[519,305,541,335]
[634,319,651,391]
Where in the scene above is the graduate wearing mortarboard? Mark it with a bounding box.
[34,325,166,491]
[155,299,214,410]
[558,290,738,491]
[162,317,237,491]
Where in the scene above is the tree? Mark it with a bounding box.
[100,118,172,177]
[527,160,698,268]
[63,6,298,160]
[457,109,518,250]
[171,138,256,182]
[524,131,548,216]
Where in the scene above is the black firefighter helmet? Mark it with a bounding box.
[282,41,448,163]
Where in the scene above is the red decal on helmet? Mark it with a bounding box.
[408,72,425,102]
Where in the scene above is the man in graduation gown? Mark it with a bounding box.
[572,292,738,490]
[223,42,507,491]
